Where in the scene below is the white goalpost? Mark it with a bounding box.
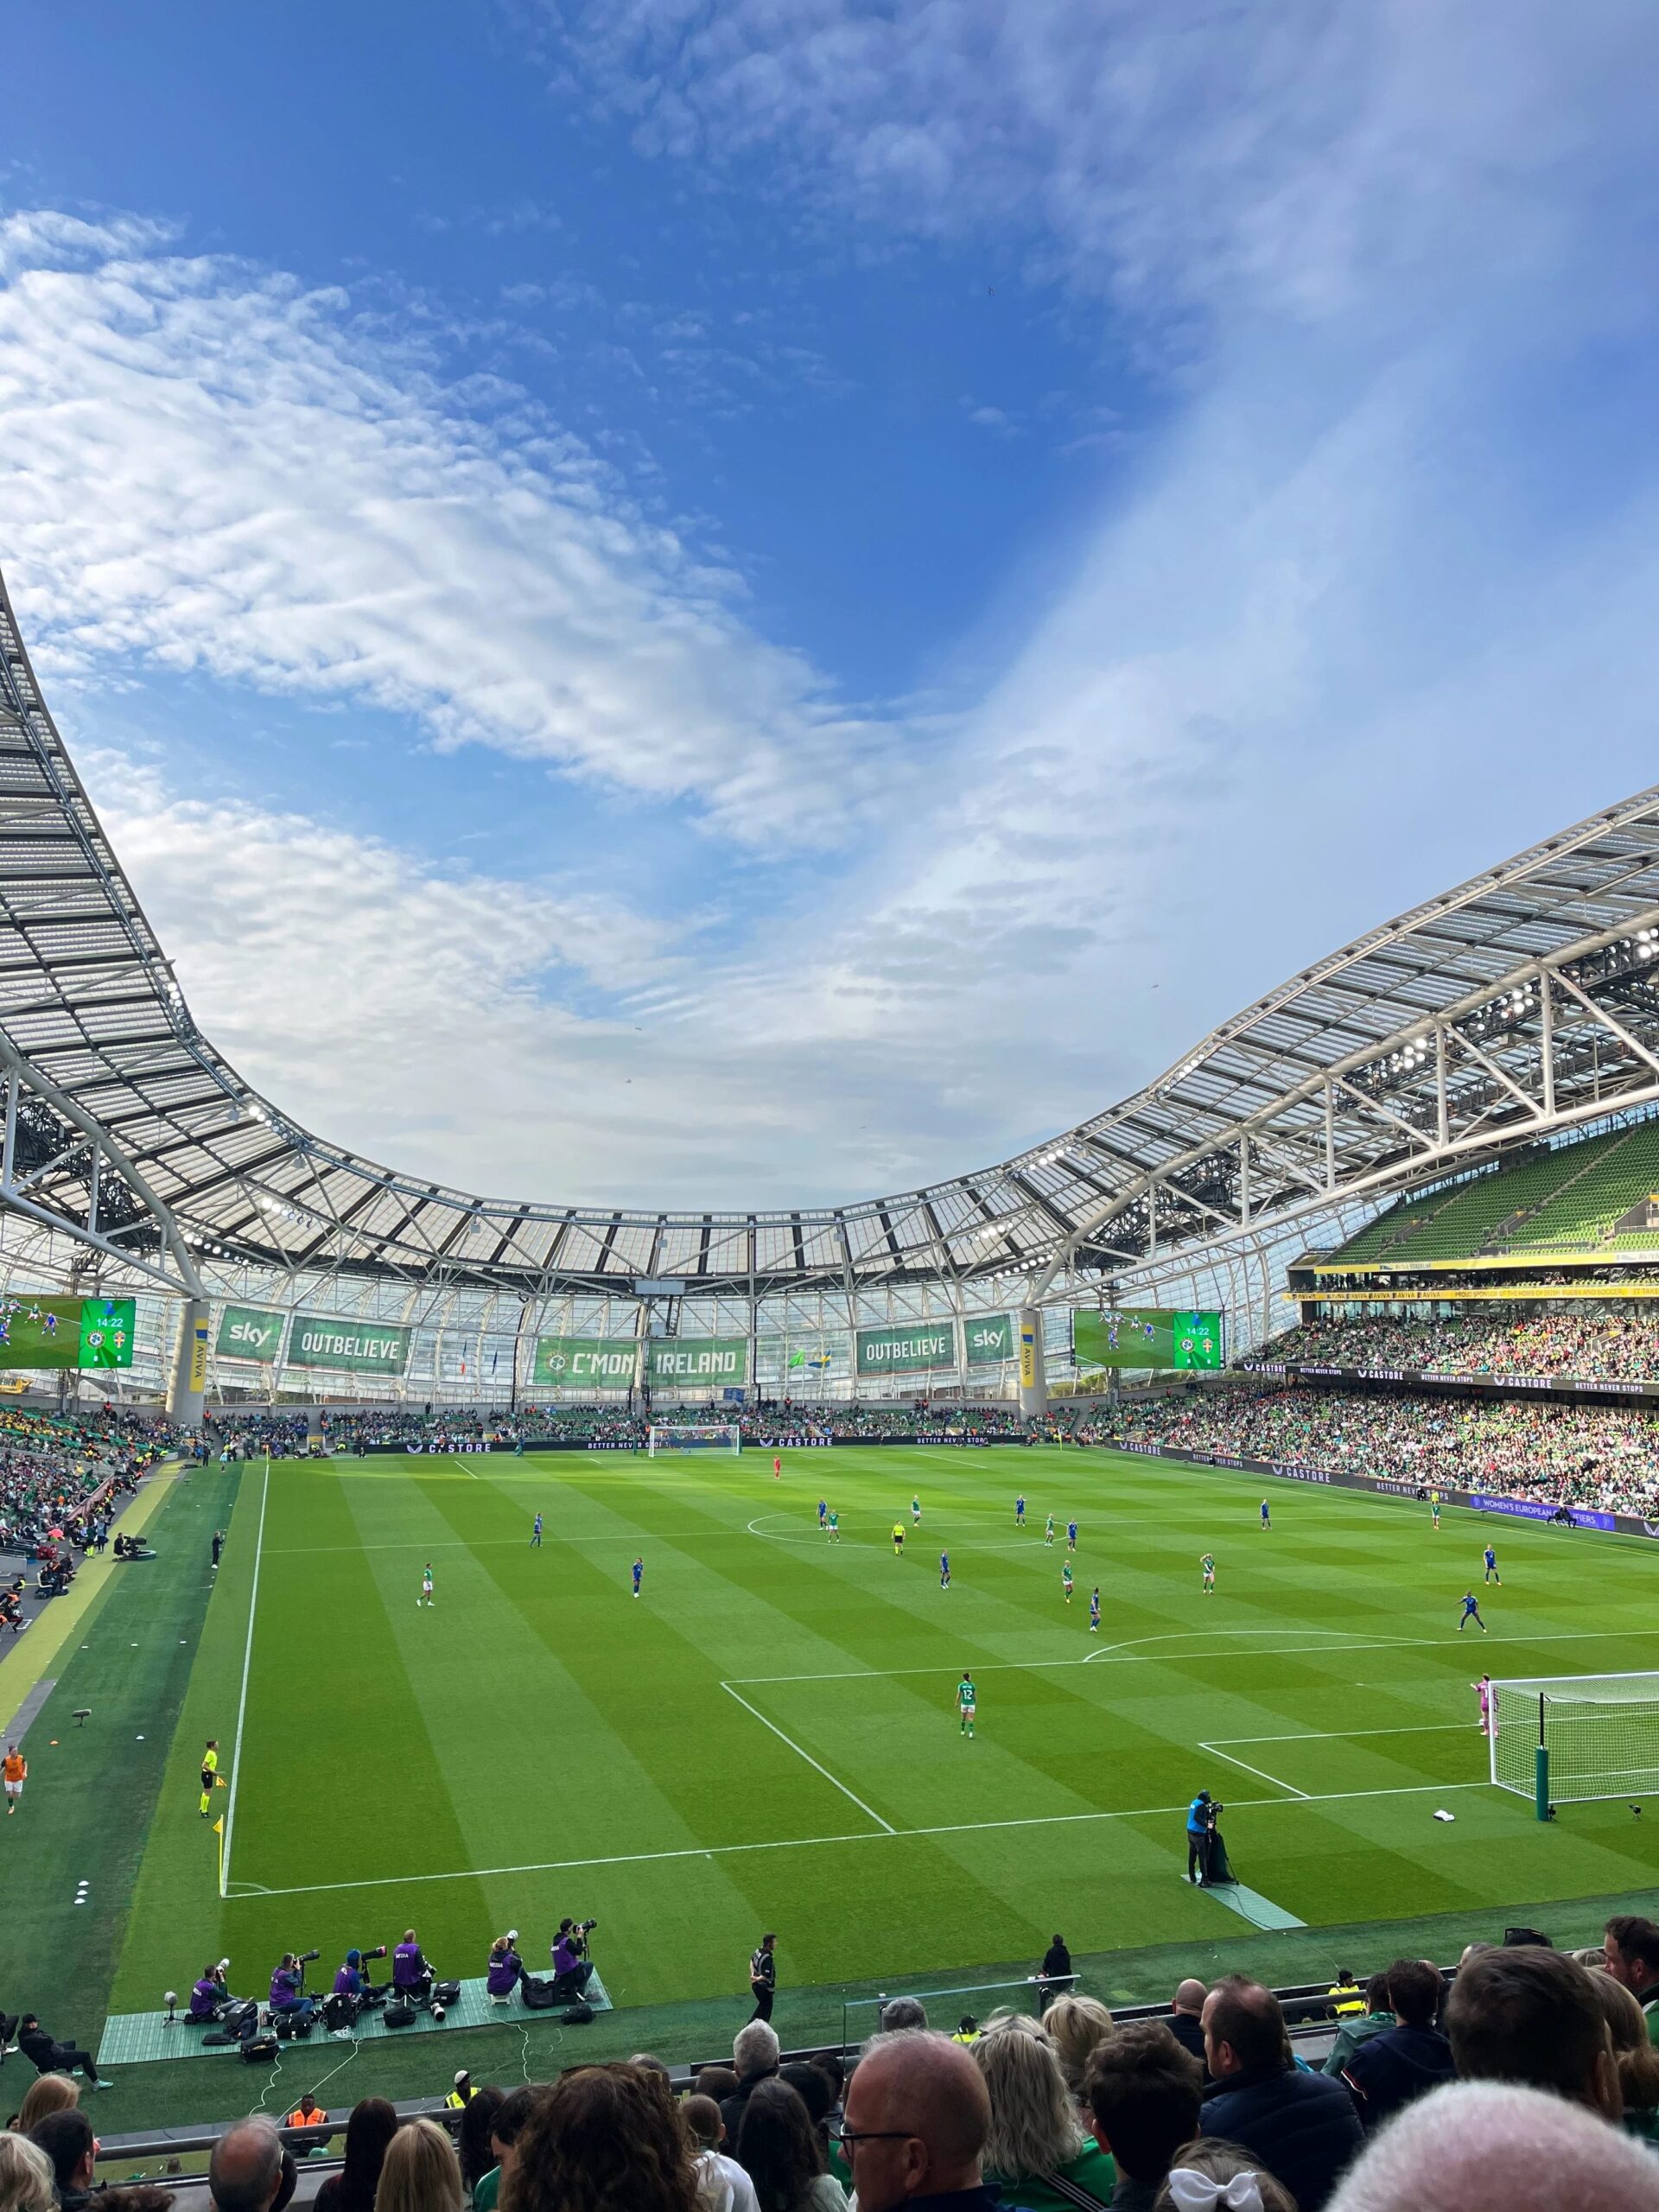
[647,1423,742,1456]
[1489,1672,1659,1812]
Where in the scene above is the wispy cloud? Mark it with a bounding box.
[0,210,903,843]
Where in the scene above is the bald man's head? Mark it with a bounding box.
[1327,2080,1659,2212]
[1173,1980,1208,2016]
[844,2031,990,2205]
[209,2120,284,2212]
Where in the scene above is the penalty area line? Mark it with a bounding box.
[720,1681,896,1834]
[1198,1741,1309,1799]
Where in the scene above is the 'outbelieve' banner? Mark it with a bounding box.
[855,1322,956,1376]
[287,1314,413,1376]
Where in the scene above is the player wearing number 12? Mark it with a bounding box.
[957,1673,976,1739]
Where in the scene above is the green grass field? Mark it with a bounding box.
[86,1442,1659,2024]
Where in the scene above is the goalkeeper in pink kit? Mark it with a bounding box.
[1474,1674,1494,1735]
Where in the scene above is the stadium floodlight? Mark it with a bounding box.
[1488,1672,1659,1818]
[647,1424,741,1457]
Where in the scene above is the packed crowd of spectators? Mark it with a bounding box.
[1085,1384,1659,1516]
[16,1921,1659,2212]
[203,1402,1030,1456]
[0,1405,166,1557]
[1261,1306,1659,1383]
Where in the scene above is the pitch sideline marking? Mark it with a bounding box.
[220,1776,1494,1901]
[219,1458,270,1898]
[719,1681,895,1834]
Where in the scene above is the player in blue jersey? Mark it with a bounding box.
[1484,1543,1501,1585]
[817,1498,828,1529]
[1260,1498,1271,1530]
[631,1555,644,1599]
[1066,1518,1077,1552]
[1089,1586,1101,1635]
[1015,1494,1026,1527]
[1459,1590,1487,1632]
[531,1511,543,1549]
[939,1551,950,1589]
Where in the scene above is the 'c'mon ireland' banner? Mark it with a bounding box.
[645,1337,749,1387]
[855,1321,957,1376]
[287,1314,413,1376]
[1072,1307,1224,1372]
[963,1313,1014,1366]
[531,1336,638,1390]
[214,1305,288,1361]
[0,1294,136,1370]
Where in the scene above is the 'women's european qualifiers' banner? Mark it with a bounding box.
[287,1314,413,1376]
[963,1313,1014,1366]
[531,1337,638,1390]
[1072,1307,1224,1371]
[645,1338,749,1387]
[214,1305,288,1361]
[0,1294,135,1368]
[855,1321,957,1376]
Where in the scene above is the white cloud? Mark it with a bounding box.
[0,212,899,843]
[555,0,1656,335]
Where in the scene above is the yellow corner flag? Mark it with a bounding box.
[213,1816,225,1832]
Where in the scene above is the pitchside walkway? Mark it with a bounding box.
[0,1468,181,1742]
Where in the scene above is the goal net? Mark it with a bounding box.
[647,1424,741,1456]
[1490,1673,1659,1803]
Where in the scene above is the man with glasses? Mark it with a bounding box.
[835,2028,1012,2210]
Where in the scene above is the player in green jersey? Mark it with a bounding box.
[1201,1553,1216,1594]
[957,1673,976,1738]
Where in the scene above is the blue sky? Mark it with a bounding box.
[3,3,1658,1206]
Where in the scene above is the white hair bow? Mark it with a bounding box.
[1164,2170,1265,2212]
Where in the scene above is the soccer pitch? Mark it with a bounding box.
[111,1446,1659,2013]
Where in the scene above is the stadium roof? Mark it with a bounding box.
[5,557,1659,1303]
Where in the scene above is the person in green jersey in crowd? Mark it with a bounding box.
[1201,1553,1216,1593]
[957,1672,976,1739]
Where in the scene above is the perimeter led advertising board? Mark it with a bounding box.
[855,1321,956,1376]
[963,1313,1014,1366]
[0,1295,135,1369]
[645,1337,748,1387]
[287,1313,413,1376]
[1072,1307,1224,1371]
[531,1336,637,1390]
[214,1305,288,1361]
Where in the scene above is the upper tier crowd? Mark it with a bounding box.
[1264,1306,1659,1382]
[15,1925,1659,2212]
[1082,1386,1659,1516]
[205,1403,1025,1457]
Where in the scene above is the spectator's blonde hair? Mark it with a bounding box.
[10,2077,79,2134]
[0,2133,55,2212]
[376,2120,462,2212]
[1042,1994,1115,2100]
[970,2012,1083,2181]
[1587,1971,1659,2118]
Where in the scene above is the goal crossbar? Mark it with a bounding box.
[1490,1671,1659,1806]
[647,1423,741,1456]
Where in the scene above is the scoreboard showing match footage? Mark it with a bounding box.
[1071,1306,1224,1372]
[0,1294,137,1369]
